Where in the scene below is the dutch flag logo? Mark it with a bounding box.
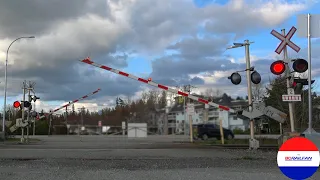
[277,137,319,179]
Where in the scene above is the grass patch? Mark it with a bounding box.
[195,138,278,146]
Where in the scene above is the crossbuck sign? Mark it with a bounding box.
[271,26,301,54]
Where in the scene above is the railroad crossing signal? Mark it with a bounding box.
[228,72,241,85]
[270,58,309,76]
[13,101,32,110]
[29,95,40,102]
[271,26,301,54]
[228,69,261,85]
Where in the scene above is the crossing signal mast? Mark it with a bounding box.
[10,88,101,135]
[270,26,315,133]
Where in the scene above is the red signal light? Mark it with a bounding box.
[292,81,297,87]
[270,60,285,75]
[13,101,21,108]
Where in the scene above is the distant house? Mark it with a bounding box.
[156,93,249,134]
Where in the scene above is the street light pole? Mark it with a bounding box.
[2,36,35,140]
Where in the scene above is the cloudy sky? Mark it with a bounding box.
[0,0,319,113]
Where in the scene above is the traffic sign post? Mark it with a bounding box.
[271,26,301,54]
[187,103,195,116]
[186,103,194,143]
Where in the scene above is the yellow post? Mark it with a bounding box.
[219,119,224,145]
[189,115,193,143]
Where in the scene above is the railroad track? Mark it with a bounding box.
[173,142,279,149]
[203,144,278,149]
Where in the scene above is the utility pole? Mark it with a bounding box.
[65,102,69,135]
[48,112,52,136]
[65,102,69,124]
[244,40,254,142]
[33,93,36,136]
[227,40,259,149]
[21,80,26,143]
[26,83,31,142]
[26,81,36,142]
[27,81,35,142]
[282,29,295,132]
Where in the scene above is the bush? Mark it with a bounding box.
[233,128,250,134]
[35,120,50,135]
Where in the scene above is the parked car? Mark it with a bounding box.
[193,123,234,140]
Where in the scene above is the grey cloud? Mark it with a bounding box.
[0,69,142,102]
[167,35,231,58]
[37,75,142,101]
[152,76,205,88]
[150,55,244,78]
[203,1,307,40]
[0,9,130,101]
[123,0,307,52]
[0,0,110,38]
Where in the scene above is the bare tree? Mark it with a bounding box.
[202,88,222,98]
[252,83,266,102]
[141,90,149,103]
[126,95,132,105]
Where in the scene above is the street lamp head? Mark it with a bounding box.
[28,36,35,38]
[233,43,244,46]
[226,45,237,49]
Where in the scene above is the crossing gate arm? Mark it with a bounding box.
[79,57,235,113]
[38,88,101,120]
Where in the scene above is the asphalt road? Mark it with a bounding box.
[0,135,318,180]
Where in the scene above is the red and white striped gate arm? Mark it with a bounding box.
[79,57,234,113]
[38,88,101,119]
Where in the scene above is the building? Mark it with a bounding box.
[159,93,249,134]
